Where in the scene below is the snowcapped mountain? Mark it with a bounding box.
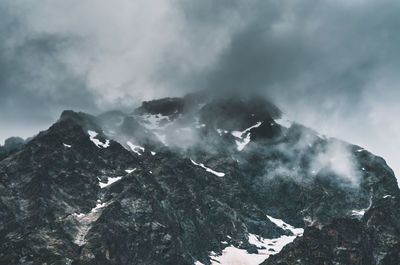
[0,93,399,265]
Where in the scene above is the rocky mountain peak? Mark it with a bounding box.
[135,97,185,117]
[0,94,399,265]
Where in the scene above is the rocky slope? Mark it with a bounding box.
[0,93,399,265]
[261,197,400,265]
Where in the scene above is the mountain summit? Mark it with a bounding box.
[0,94,399,265]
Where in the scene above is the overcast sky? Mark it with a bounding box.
[0,0,399,179]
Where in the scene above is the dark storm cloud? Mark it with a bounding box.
[0,0,399,178]
[178,0,400,109]
[0,34,97,112]
[2,0,400,117]
[173,0,400,178]
[0,2,99,141]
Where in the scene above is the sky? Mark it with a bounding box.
[0,0,399,179]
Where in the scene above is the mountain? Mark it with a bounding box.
[0,93,399,265]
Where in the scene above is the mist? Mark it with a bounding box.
[0,0,399,178]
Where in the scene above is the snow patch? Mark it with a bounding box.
[151,151,156,156]
[351,209,366,217]
[63,143,71,148]
[231,122,262,151]
[88,130,110,148]
[351,195,372,218]
[190,159,225,177]
[266,215,304,235]
[351,201,371,218]
[236,133,251,151]
[242,122,263,134]
[231,131,243,138]
[99,176,122,188]
[210,216,303,265]
[210,246,267,265]
[249,231,301,254]
[217,129,229,136]
[125,168,136,174]
[127,141,145,155]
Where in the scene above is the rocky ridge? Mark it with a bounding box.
[0,93,399,265]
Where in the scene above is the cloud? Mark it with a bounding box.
[0,0,399,180]
[0,1,99,141]
[182,0,400,178]
[311,140,361,187]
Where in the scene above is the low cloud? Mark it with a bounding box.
[311,141,361,187]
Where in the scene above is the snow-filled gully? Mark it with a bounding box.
[73,201,110,246]
[127,141,145,155]
[196,215,303,265]
[231,122,262,151]
[190,159,225,177]
[88,130,110,148]
[73,169,136,246]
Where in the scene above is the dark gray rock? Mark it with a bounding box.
[0,95,398,265]
[261,197,400,265]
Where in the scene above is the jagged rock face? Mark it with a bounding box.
[198,97,281,131]
[0,94,399,265]
[135,97,185,117]
[261,197,400,265]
